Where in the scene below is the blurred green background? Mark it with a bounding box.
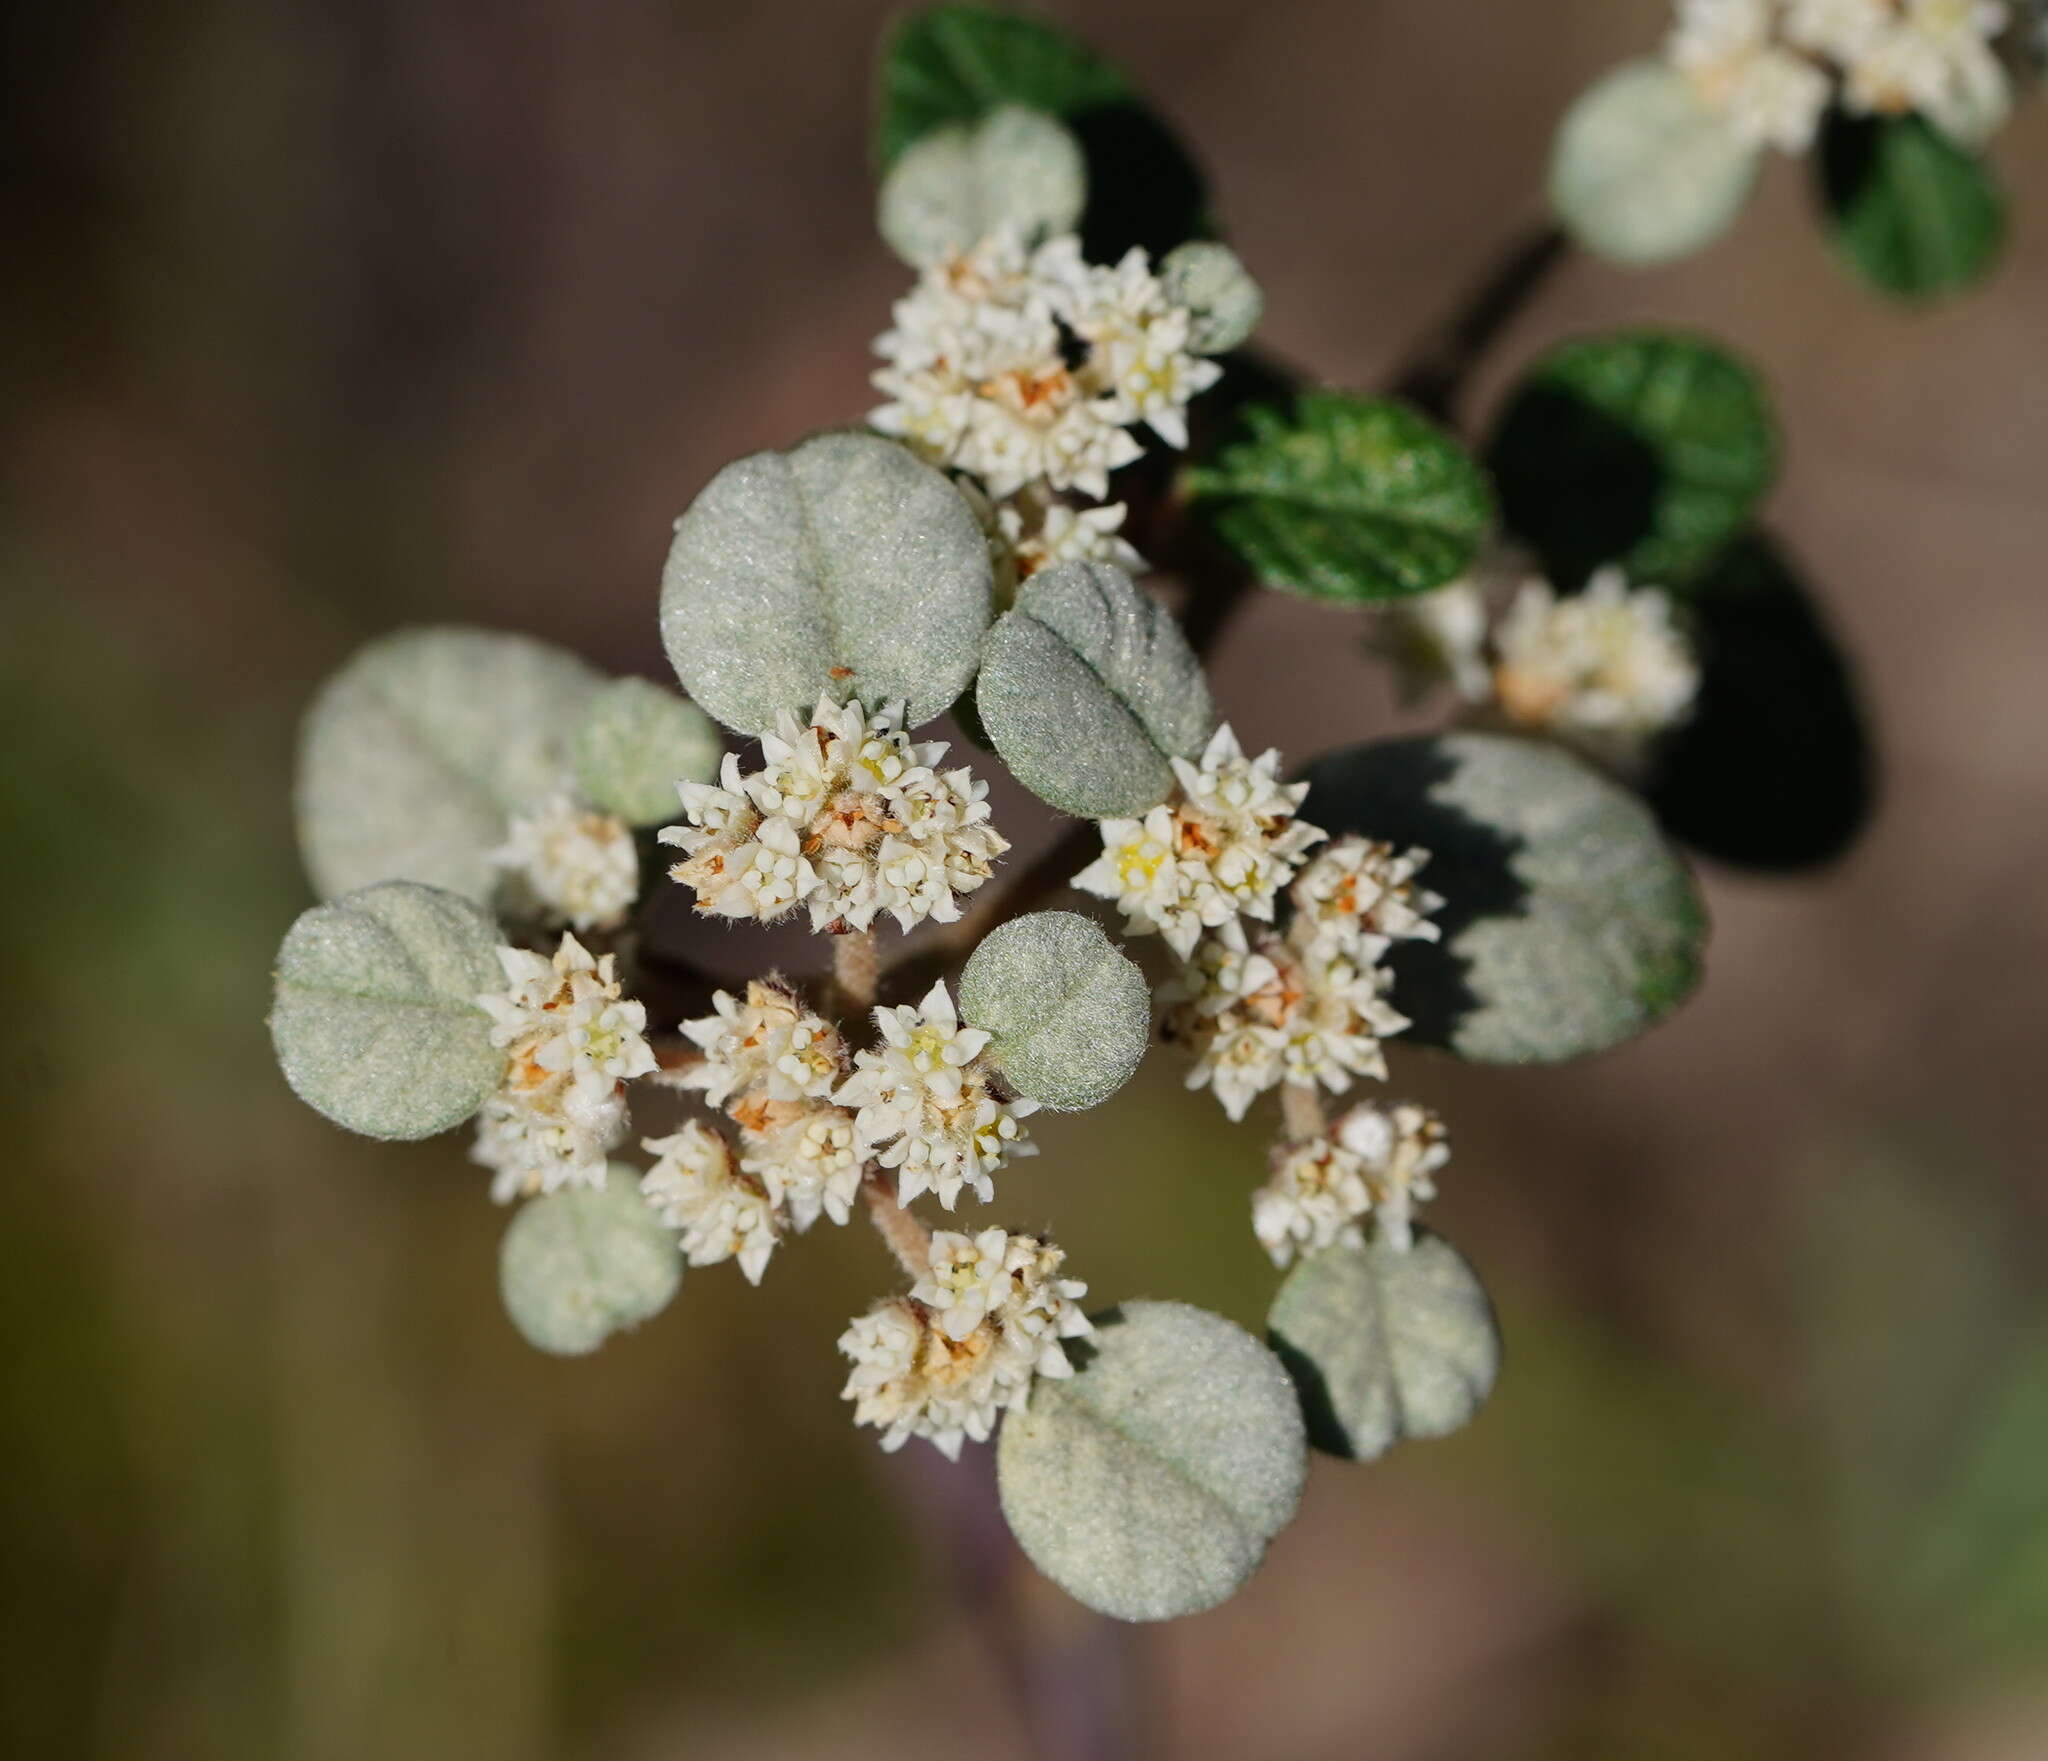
[7,1,2048,1756]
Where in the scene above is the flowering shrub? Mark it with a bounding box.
[267,4,1901,1623]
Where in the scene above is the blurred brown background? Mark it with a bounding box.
[7,1,2048,1756]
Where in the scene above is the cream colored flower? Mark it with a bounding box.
[677,978,847,1107]
[1289,836,1444,960]
[490,790,639,931]
[641,1120,781,1284]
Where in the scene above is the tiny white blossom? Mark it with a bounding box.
[1333,1100,1450,1253]
[677,978,847,1107]
[490,791,640,931]
[1667,0,1832,152]
[1838,0,2010,142]
[1490,568,1700,771]
[965,478,1147,606]
[660,698,1006,932]
[1252,1101,1448,1265]
[1074,722,1325,958]
[1289,836,1444,960]
[471,934,655,1201]
[836,981,1039,1209]
[740,1105,865,1232]
[871,228,1221,501]
[839,1231,1091,1457]
[1368,577,1494,704]
[641,1120,780,1284]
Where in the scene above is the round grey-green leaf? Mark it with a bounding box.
[976,559,1213,817]
[270,880,505,1140]
[1186,392,1493,603]
[570,676,720,826]
[1160,241,1263,355]
[997,1301,1307,1622]
[1268,1231,1500,1462]
[661,432,993,734]
[1299,731,1706,1063]
[1550,60,1760,266]
[297,626,602,902]
[879,105,1085,266]
[500,1165,682,1356]
[958,910,1149,1110]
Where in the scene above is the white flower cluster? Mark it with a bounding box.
[472,934,657,1202]
[839,1228,1092,1458]
[961,478,1146,608]
[641,979,864,1283]
[1375,566,1701,773]
[872,227,1222,502]
[1163,835,1440,1122]
[1252,1101,1450,1267]
[1666,0,2014,152]
[1074,723,1327,960]
[837,981,1039,1209]
[489,790,639,932]
[660,696,1006,932]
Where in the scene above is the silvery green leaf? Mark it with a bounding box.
[270,881,505,1140]
[878,105,1086,266]
[1160,240,1264,355]
[500,1165,682,1356]
[660,432,993,734]
[1550,60,1760,266]
[297,626,602,902]
[958,911,1149,1111]
[1186,393,1493,604]
[1267,1231,1500,1462]
[1300,731,1706,1063]
[997,1301,1306,1622]
[975,559,1212,817]
[570,676,721,826]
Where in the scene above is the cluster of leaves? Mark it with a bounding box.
[260,3,1890,1627]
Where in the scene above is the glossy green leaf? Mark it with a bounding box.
[660,432,992,734]
[1818,110,2006,304]
[1187,393,1493,603]
[975,559,1212,817]
[296,627,602,903]
[997,1301,1307,1622]
[500,1165,682,1356]
[1550,60,1760,265]
[1299,731,1706,1063]
[1268,1230,1500,1461]
[958,911,1150,1110]
[270,881,504,1140]
[878,104,1085,265]
[570,676,720,827]
[1489,329,1777,586]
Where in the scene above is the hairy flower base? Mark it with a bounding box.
[472,934,656,1202]
[1075,722,1324,959]
[839,1229,1092,1458]
[660,696,1006,932]
[1253,1102,1449,1267]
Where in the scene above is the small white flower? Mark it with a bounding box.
[967,479,1147,605]
[836,981,1039,1208]
[490,790,640,931]
[1333,1101,1449,1253]
[677,978,847,1107]
[1289,836,1444,961]
[1667,0,1832,153]
[660,698,1007,933]
[1368,578,1494,704]
[871,228,1220,501]
[1074,722,1325,958]
[839,1231,1091,1457]
[1490,568,1700,771]
[641,1120,781,1284]
[471,934,655,1201]
[1838,0,2011,143]
[740,1105,865,1232]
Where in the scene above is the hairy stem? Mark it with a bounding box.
[1387,220,1569,422]
[829,925,880,1018]
[1280,1081,1328,1141]
[862,1168,932,1278]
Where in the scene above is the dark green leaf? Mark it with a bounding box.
[1187,393,1493,603]
[1647,532,1873,871]
[1818,110,2006,304]
[1489,329,1778,586]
